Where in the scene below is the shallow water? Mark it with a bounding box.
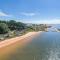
[4,32,60,60]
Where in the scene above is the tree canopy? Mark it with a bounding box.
[0,23,9,34]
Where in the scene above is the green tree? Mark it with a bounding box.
[7,20,26,31]
[0,23,9,34]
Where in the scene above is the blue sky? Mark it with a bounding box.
[0,0,60,24]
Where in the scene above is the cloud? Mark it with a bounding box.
[35,19,60,24]
[39,19,60,24]
[22,19,60,24]
[0,11,12,17]
[21,12,35,16]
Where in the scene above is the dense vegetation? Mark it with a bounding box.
[0,20,48,40]
[27,24,48,31]
[0,20,26,34]
[0,23,9,34]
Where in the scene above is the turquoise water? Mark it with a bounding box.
[8,32,60,60]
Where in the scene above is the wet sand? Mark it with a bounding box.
[0,32,40,60]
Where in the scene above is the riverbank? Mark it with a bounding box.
[0,32,41,60]
[0,32,40,48]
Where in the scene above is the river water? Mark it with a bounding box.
[6,32,60,60]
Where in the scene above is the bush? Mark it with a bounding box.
[0,23,9,34]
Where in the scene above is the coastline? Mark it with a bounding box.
[0,32,40,48]
[0,31,41,60]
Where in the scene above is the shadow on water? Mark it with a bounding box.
[1,32,60,60]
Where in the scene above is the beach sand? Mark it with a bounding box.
[0,32,40,60]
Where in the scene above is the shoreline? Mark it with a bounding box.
[0,32,40,48]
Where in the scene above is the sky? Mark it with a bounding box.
[0,0,60,24]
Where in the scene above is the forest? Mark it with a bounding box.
[0,20,48,40]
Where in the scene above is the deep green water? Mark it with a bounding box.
[8,32,60,60]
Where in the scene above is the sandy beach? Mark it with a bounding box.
[0,32,39,48]
[0,32,40,60]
